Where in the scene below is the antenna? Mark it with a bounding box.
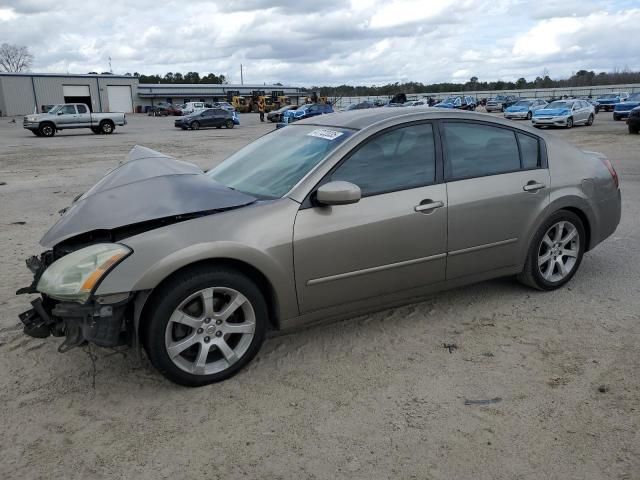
[109,56,113,73]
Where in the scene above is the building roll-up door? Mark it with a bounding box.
[63,85,92,111]
[63,85,90,97]
[107,85,133,113]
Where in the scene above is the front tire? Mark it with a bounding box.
[39,123,55,137]
[526,111,532,120]
[143,267,268,387]
[629,124,639,134]
[613,114,621,121]
[566,117,574,129]
[587,114,594,126]
[191,121,200,130]
[518,210,585,291]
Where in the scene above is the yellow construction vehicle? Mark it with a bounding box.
[275,95,291,108]
[231,96,251,113]
[304,92,329,105]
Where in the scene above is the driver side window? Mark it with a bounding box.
[330,123,436,197]
[61,105,76,114]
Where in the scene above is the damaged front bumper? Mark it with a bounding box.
[17,252,134,352]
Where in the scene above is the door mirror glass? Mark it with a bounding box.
[316,181,361,206]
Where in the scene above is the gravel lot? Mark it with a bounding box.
[0,111,638,479]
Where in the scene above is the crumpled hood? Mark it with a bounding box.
[534,108,569,116]
[40,145,256,248]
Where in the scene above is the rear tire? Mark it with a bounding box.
[613,114,621,121]
[629,125,639,134]
[518,210,585,291]
[143,267,268,387]
[100,121,115,134]
[191,121,200,130]
[526,111,532,120]
[225,119,234,129]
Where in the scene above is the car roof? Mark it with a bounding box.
[296,108,540,131]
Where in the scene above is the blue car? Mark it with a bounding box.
[613,93,640,121]
[434,95,476,110]
[277,103,334,128]
[596,92,629,112]
[504,99,548,120]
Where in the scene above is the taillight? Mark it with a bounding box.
[600,157,619,188]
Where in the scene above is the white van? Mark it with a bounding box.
[182,102,205,115]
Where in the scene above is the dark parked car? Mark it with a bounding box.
[613,93,640,121]
[267,105,297,123]
[174,108,237,130]
[627,106,640,134]
[596,92,629,112]
[485,95,519,112]
[279,103,334,126]
[148,106,170,116]
[346,101,375,111]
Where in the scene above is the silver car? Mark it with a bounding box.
[532,99,595,128]
[18,110,621,386]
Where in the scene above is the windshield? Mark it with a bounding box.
[442,97,457,103]
[547,101,571,109]
[208,125,352,198]
[494,96,507,101]
[600,94,617,99]
[514,100,532,107]
[627,93,640,101]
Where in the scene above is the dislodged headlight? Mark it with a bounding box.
[37,243,131,303]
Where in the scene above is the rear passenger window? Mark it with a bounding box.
[518,133,540,169]
[442,122,520,180]
[331,123,436,196]
[76,105,87,113]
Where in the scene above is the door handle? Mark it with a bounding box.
[415,200,444,213]
[523,182,546,192]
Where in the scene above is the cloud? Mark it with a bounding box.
[0,0,638,85]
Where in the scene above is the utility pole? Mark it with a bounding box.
[109,56,113,73]
[240,64,244,85]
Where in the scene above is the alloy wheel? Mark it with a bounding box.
[164,287,256,375]
[537,221,580,283]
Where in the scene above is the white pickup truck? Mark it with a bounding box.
[23,103,127,137]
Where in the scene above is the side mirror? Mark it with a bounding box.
[316,181,361,206]
[57,111,64,115]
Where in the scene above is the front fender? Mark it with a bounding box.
[94,199,301,321]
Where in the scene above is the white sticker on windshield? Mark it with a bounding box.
[307,128,344,141]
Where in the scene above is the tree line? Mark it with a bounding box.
[312,70,640,97]
[124,72,228,84]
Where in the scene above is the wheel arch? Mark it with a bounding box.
[137,257,281,339]
[520,199,594,268]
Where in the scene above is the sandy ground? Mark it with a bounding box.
[0,111,638,479]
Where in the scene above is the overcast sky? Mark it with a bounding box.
[1,0,639,86]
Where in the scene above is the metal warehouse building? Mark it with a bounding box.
[0,73,138,116]
[136,83,305,107]
[0,72,306,116]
